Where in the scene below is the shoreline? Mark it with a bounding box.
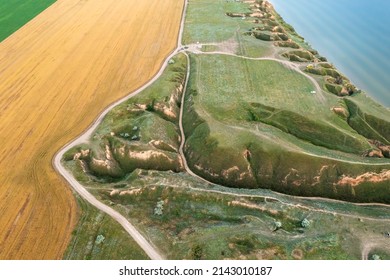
[268,0,389,108]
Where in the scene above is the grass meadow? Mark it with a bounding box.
[91,170,390,260]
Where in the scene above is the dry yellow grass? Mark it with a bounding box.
[0,0,183,259]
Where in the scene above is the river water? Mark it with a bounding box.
[269,0,390,107]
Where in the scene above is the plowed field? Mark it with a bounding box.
[0,0,183,259]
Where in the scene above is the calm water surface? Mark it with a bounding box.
[270,0,390,106]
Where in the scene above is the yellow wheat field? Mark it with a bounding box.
[0,0,183,259]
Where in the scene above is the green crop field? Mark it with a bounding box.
[0,0,56,42]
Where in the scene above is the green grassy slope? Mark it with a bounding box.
[183,0,272,57]
[183,0,251,44]
[91,170,390,260]
[182,53,390,202]
[0,0,56,42]
[64,196,148,260]
[186,54,371,153]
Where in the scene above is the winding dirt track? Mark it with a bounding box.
[54,148,164,260]
[0,0,183,259]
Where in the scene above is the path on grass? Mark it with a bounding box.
[54,149,163,260]
[186,45,326,104]
[148,180,390,224]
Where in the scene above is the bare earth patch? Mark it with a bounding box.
[337,170,390,187]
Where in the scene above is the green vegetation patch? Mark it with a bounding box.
[0,0,56,42]
[345,99,390,144]
[183,118,390,202]
[64,196,148,260]
[189,54,317,116]
[183,0,273,58]
[183,0,253,44]
[89,170,390,260]
[247,102,368,154]
[186,53,370,153]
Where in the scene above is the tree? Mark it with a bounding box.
[301,218,310,228]
[95,234,105,245]
[154,200,164,216]
[274,221,282,231]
